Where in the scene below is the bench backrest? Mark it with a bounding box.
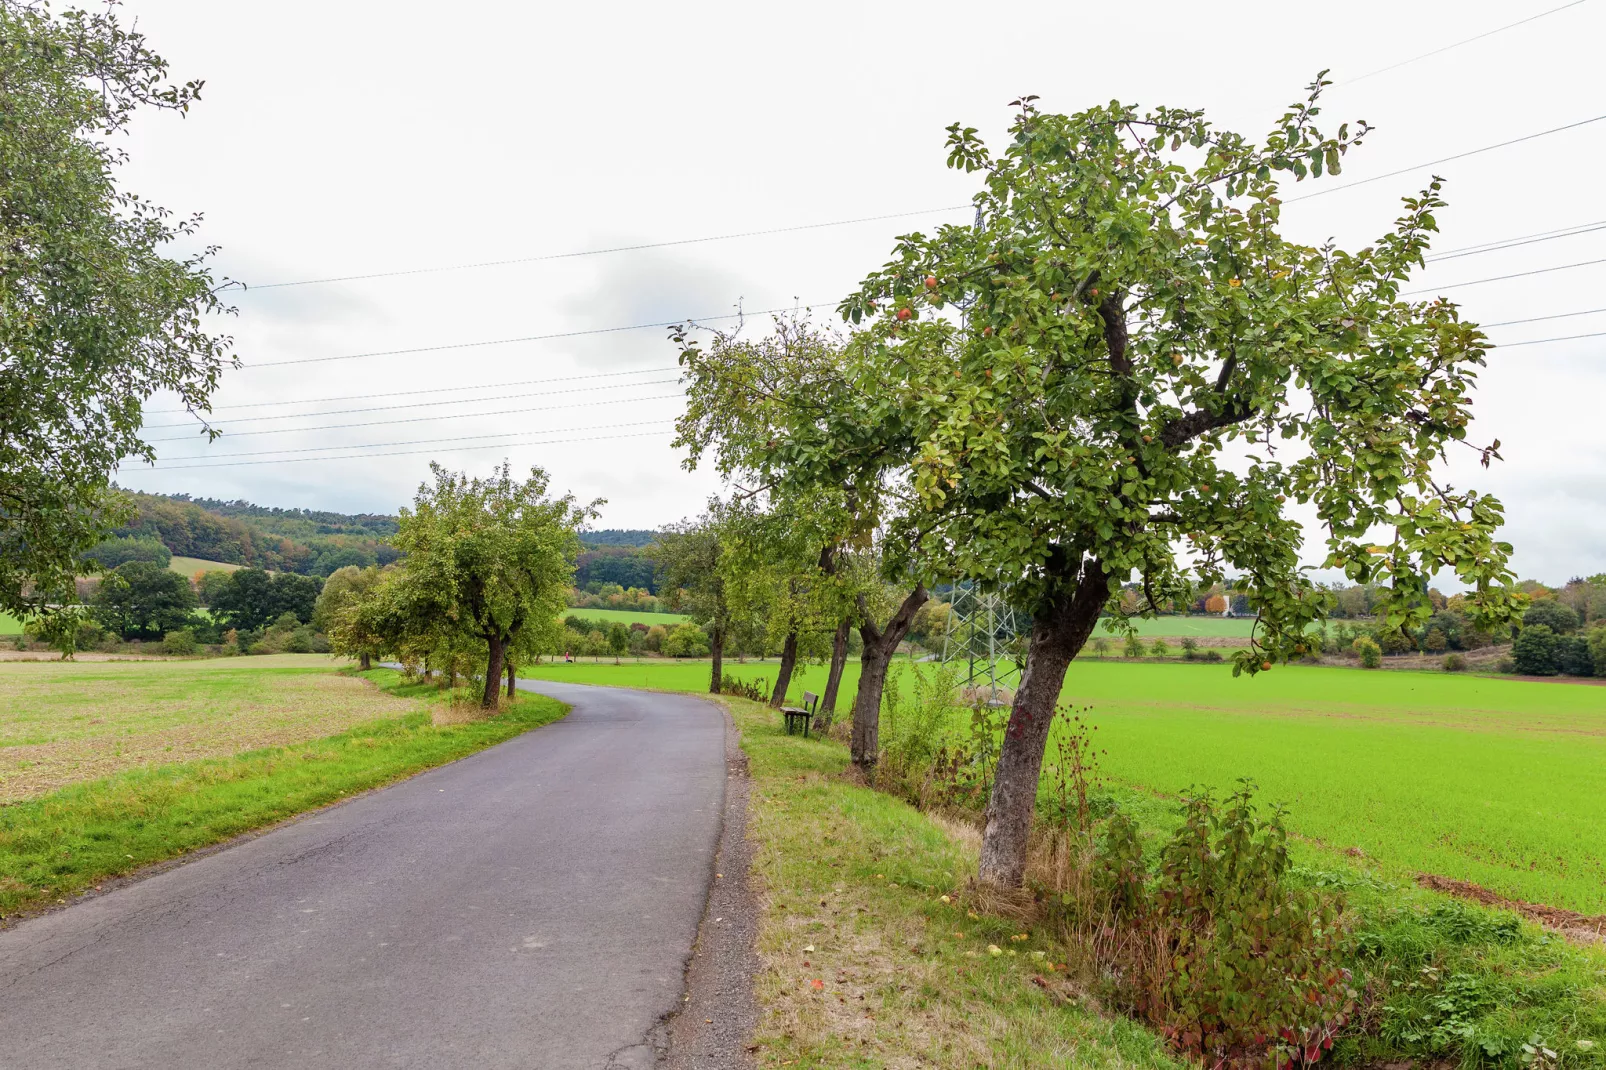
[802,690,819,713]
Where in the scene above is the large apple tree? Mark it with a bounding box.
[831,80,1520,887]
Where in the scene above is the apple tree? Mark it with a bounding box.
[831,80,1520,886]
[397,463,596,709]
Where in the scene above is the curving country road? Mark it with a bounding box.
[0,681,727,1069]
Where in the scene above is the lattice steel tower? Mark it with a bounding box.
[939,582,1024,703]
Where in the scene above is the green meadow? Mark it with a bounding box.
[521,656,1606,914]
[559,606,690,626]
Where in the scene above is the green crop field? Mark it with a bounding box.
[521,656,1606,914]
[168,555,242,576]
[559,607,690,626]
[1104,615,1257,637]
[0,613,20,636]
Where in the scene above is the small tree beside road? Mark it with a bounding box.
[397,463,596,709]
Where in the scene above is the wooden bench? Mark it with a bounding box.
[782,690,819,738]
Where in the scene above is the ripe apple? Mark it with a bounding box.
[924,275,938,290]
[897,307,912,321]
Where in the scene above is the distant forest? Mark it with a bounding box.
[579,529,657,548]
[104,497,663,583]
[113,493,401,577]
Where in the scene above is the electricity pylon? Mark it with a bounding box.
[939,582,1023,704]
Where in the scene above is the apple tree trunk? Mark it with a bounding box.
[849,585,927,775]
[977,562,1109,888]
[482,635,506,710]
[709,625,724,695]
[769,631,799,708]
[817,619,851,730]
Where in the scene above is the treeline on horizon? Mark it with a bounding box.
[89,493,1602,626]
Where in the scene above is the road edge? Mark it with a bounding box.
[660,696,760,1070]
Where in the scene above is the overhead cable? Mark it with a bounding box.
[240,206,972,290]
[145,365,677,415]
[1341,0,1593,84]
[1402,255,1606,295]
[144,377,681,430]
[236,301,835,370]
[1284,113,1606,203]
[154,420,673,463]
[142,428,676,471]
[145,392,683,443]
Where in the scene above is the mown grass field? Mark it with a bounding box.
[560,606,690,626]
[523,656,1606,914]
[0,655,415,801]
[0,613,20,636]
[0,657,566,920]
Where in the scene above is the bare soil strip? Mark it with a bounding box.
[1416,874,1606,941]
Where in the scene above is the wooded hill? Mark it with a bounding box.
[112,492,402,576]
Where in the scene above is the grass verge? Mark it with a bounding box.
[0,668,565,922]
[728,695,1180,1069]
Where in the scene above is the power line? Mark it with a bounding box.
[1426,219,1606,262]
[144,377,681,430]
[145,366,677,415]
[1483,306,1606,327]
[154,420,673,463]
[239,206,972,291]
[145,391,683,444]
[1492,330,1606,347]
[1402,255,1606,295]
[1284,113,1606,203]
[236,300,835,370]
[1341,0,1593,84]
[142,428,677,471]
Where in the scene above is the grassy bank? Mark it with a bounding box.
[731,694,1606,1069]
[729,695,1179,1068]
[0,666,565,921]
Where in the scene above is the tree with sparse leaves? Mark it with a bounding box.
[1,2,233,621]
[673,315,927,760]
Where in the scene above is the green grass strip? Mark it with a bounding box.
[0,669,565,920]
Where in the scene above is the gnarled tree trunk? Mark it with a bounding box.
[709,625,724,694]
[769,631,799,708]
[506,659,516,698]
[359,651,371,671]
[849,584,927,775]
[482,635,506,709]
[817,618,851,731]
[977,558,1109,888]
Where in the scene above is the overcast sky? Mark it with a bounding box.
[114,0,1606,585]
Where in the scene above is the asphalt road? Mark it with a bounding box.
[0,681,727,1069]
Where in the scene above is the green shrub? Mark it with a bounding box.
[1123,633,1146,658]
[1591,625,1606,677]
[1086,784,1354,1067]
[1353,636,1382,668]
[1150,638,1170,658]
[1442,653,1466,672]
[662,622,710,657]
[1511,624,1559,675]
[719,673,767,702]
[1556,635,1594,676]
[1522,600,1579,635]
[160,629,198,656]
